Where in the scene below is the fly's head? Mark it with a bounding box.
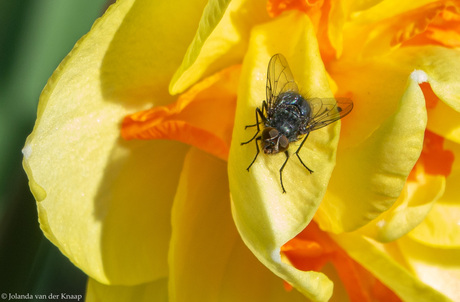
[262,127,289,154]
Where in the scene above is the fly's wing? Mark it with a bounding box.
[266,54,299,110]
[307,97,353,131]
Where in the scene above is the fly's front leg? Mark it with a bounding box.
[244,101,269,128]
[279,151,290,193]
[246,136,261,171]
[295,132,314,174]
[242,102,268,171]
[241,106,265,145]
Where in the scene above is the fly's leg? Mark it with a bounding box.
[261,100,268,118]
[246,136,261,171]
[279,151,290,193]
[244,123,260,128]
[241,103,266,145]
[295,132,314,174]
[242,101,268,171]
[245,101,268,128]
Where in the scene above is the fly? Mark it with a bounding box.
[241,53,353,193]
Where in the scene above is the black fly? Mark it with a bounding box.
[241,53,353,193]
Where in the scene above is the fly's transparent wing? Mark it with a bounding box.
[266,54,299,110]
[307,97,353,131]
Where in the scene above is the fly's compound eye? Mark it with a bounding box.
[261,127,289,154]
[278,135,289,152]
[262,127,279,141]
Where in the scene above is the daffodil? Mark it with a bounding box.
[23,0,460,301]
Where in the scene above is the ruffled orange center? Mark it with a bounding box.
[410,78,455,180]
[401,2,460,48]
[419,82,439,109]
[266,0,336,61]
[409,130,455,182]
[281,222,401,301]
[121,65,240,161]
[267,0,324,17]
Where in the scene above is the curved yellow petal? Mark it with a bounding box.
[399,47,460,113]
[328,59,411,149]
[122,65,239,161]
[22,0,203,285]
[169,0,270,94]
[100,0,209,106]
[408,139,460,248]
[331,233,452,302]
[316,74,427,233]
[386,47,460,143]
[329,46,460,148]
[86,277,167,302]
[342,1,455,58]
[401,47,460,143]
[398,236,460,302]
[326,0,348,57]
[229,12,341,301]
[169,148,307,301]
[428,99,460,144]
[409,202,460,248]
[358,173,445,242]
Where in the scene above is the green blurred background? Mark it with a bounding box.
[0,0,109,298]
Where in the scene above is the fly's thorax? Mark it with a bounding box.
[277,91,311,117]
[261,127,289,154]
[266,92,313,141]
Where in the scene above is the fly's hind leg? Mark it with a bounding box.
[295,132,314,174]
[279,151,291,193]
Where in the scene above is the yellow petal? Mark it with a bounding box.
[169,0,270,94]
[408,139,460,248]
[396,47,460,113]
[169,148,307,301]
[101,0,209,106]
[358,172,445,242]
[122,65,239,161]
[229,12,341,301]
[428,99,460,144]
[331,233,453,302]
[86,278,167,302]
[328,59,411,149]
[316,74,427,233]
[330,46,460,145]
[342,1,455,58]
[398,236,460,302]
[22,0,204,285]
[399,47,460,144]
[383,46,460,143]
[409,202,460,248]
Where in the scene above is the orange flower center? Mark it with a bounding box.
[401,2,460,48]
[267,0,324,17]
[281,221,401,301]
[409,130,455,181]
[121,66,240,161]
[407,80,455,182]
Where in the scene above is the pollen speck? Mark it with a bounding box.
[271,249,282,263]
[376,220,386,229]
[410,69,428,84]
[22,144,32,159]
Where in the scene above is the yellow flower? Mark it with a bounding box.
[22,0,460,301]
